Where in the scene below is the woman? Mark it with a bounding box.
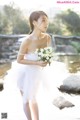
[3,10,71,120]
[17,11,51,120]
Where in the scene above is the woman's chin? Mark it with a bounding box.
[42,30,46,33]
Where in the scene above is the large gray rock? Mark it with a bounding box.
[59,74,80,94]
[63,75,80,88]
[53,96,75,109]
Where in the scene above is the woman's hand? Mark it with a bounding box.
[36,61,48,67]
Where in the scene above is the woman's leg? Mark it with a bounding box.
[20,90,32,120]
[30,101,39,120]
[23,102,32,120]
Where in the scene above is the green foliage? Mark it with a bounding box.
[12,19,29,34]
[55,9,80,35]
[0,12,12,34]
[0,4,30,34]
[70,41,80,53]
[47,22,62,34]
[0,5,80,35]
[47,10,80,35]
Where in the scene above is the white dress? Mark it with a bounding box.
[2,54,80,120]
[17,52,43,103]
[4,49,69,105]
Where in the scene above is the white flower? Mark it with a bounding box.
[35,47,54,65]
[46,56,49,60]
[40,48,44,52]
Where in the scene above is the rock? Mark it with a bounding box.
[53,96,75,109]
[58,74,80,94]
[55,45,77,53]
[0,83,4,91]
[0,38,20,64]
[0,79,4,91]
[58,85,80,94]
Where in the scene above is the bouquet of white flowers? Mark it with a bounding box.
[35,47,54,65]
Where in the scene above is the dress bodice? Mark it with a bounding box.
[24,52,38,61]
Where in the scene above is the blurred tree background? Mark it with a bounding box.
[0,3,80,35]
[47,9,80,35]
[0,3,80,75]
[0,3,30,34]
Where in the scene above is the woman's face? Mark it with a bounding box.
[35,15,49,32]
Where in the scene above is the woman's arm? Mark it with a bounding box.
[17,39,37,65]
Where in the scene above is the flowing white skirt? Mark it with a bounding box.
[3,59,80,120]
[4,59,69,104]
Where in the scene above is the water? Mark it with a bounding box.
[0,60,80,120]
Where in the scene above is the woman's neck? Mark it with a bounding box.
[31,29,43,40]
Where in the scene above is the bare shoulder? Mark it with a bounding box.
[18,35,32,55]
[44,33,51,44]
[20,35,32,47]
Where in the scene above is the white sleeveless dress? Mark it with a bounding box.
[17,52,44,103]
[4,48,68,104]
